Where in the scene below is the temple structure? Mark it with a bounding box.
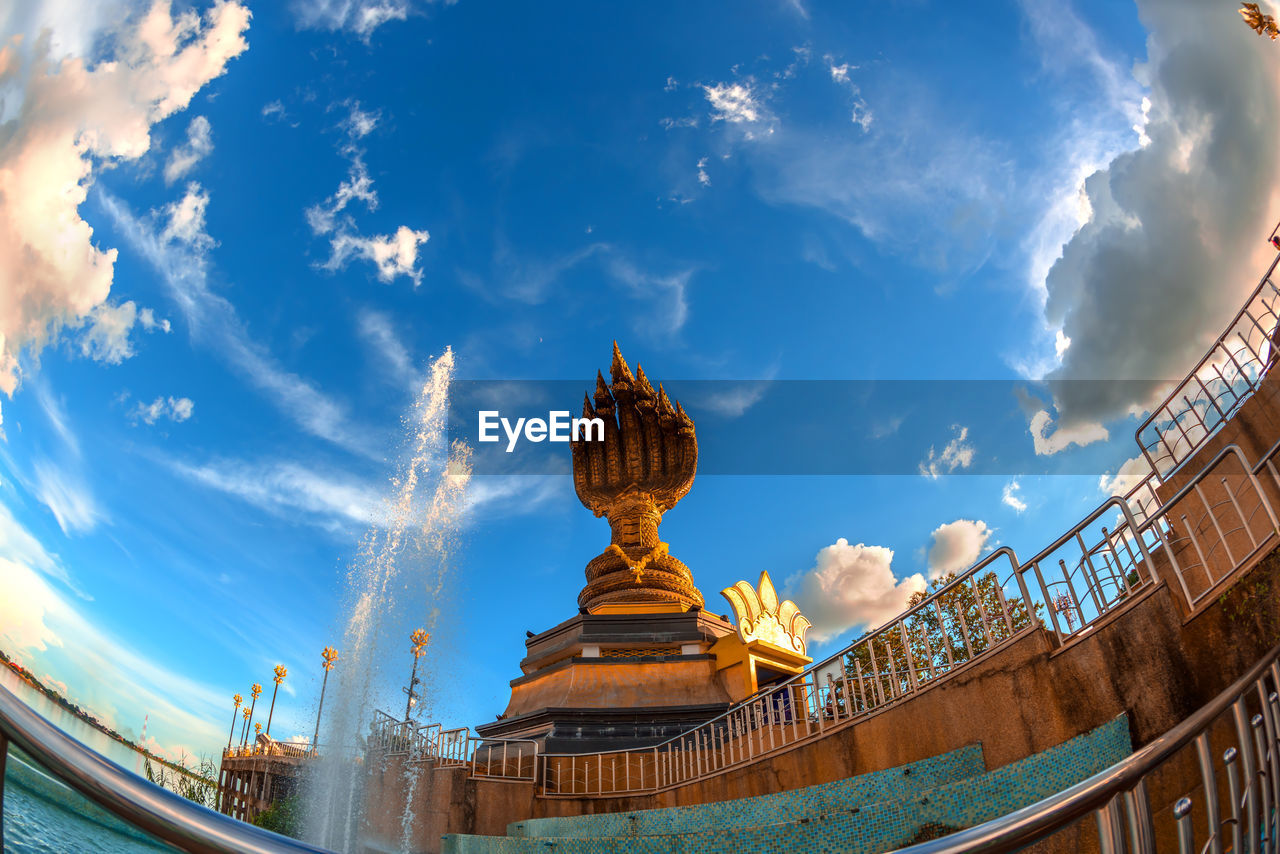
[475,345,813,753]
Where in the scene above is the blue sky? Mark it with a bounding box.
[1,0,1278,761]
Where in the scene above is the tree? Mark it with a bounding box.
[830,570,1042,715]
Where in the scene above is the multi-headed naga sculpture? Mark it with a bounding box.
[571,344,704,612]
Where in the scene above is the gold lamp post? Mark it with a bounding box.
[312,646,338,751]
[403,629,430,721]
[239,706,251,750]
[243,683,262,747]
[226,693,242,751]
[266,664,287,737]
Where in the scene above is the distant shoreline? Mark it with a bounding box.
[0,648,217,787]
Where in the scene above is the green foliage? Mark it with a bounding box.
[252,795,304,838]
[1218,575,1278,641]
[830,571,1043,712]
[142,754,218,809]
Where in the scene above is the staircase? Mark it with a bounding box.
[441,715,1130,854]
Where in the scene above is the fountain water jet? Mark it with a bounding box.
[301,347,471,853]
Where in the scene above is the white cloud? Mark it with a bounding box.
[102,189,376,458]
[129,395,194,425]
[926,519,992,581]
[1029,409,1108,455]
[33,458,103,535]
[325,225,431,284]
[138,307,171,334]
[261,99,285,121]
[1099,453,1154,499]
[826,56,872,131]
[785,538,927,644]
[166,456,383,531]
[919,425,975,478]
[291,0,412,38]
[161,182,213,247]
[306,103,431,284]
[704,81,764,124]
[1001,480,1027,513]
[357,308,415,387]
[79,301,139,365]
[1034,0,1280,427]
[31,379,79,456]
[0,1,250,424]
[163,115,213,184]
[1099,453,1159,521]
[697,157,710,186]
[606,257,692,337]
[0,498,66,583]
[463,475,568,517]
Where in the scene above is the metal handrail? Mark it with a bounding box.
[531,440,1280,795]
[1136,246,1280,478]
[886,639,1280,854]
[0,679,334,853]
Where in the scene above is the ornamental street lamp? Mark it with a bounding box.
[227,693,242,751]
[312,646,338,751]
[243,683,262,747]
[240,706,251,748]
[403,629,430,721]
[266,664,287,737]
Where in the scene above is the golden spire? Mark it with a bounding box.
[571,344,702,612]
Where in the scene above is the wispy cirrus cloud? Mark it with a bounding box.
[102,184,378,459]
[918,425,975,478]
[291,0,419,39]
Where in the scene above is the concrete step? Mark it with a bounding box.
[506,743,985,840]
[441,715,1130,854]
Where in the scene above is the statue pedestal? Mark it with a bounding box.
[475,609,739,754]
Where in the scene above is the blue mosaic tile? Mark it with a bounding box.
[440,716,1132,854]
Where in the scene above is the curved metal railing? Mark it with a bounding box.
[0,677,334,853]
[1136,248,1280,479]
[887,638,1280,854]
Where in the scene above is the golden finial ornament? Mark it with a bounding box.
[251,683,262,699]
[321,646,339,671]
[273,664,287,684]
[721,570,812,656]
[410,629,430,657]
[1241,3,1280,39]
[571,343,703,611]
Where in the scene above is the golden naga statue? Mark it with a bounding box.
[571,343,704,612]
[1241,3,1280,39]
[722,570,812,657]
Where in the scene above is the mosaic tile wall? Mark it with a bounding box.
[441,715,1131,854]
[508,744,986,840]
